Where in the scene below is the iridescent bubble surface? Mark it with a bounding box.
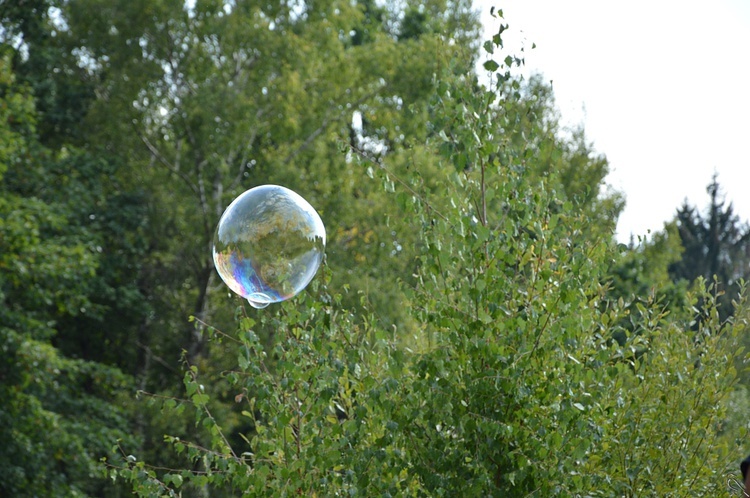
[213,185,326,309]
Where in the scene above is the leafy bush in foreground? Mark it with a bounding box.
[107,44,747,497]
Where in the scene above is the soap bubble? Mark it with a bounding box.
[213,185,326,309]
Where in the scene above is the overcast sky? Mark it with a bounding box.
[475,0,750,242]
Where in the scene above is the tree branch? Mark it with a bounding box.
[137,128,201,198]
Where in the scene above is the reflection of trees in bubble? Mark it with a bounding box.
[214,185,325,303]
[251,218,322,296]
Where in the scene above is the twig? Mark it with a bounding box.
[347,143,451,225]
[136,341,179,373]
[283,84,386,165]
[137,129,201,198]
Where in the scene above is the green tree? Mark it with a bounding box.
[0,47,136,497]
[53,0,481,358]
[5,3,745,495]
[669,175,750,319]
[7,0,483,488]
[606,223,689,341]
[0,0,96,146]
[108,30,746,497]
[502,74,624,233]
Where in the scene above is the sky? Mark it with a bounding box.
[475,0,750,243]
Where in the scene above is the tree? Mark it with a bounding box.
[0,47,136,497]
[4,0,484,487]
[501,74,624,233]
[107,31,746,497]
[4,3,746,494]
[605,223,689,341]
[669,175,750,319]
[0,0,96,147]
[50,0,481,360]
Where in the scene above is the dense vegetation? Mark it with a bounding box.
[1,1,749,496]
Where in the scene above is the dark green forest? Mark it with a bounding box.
[1,1,750,496]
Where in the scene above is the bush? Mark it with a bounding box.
[108,43,748,498]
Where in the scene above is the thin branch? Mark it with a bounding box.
[480,156,488,226]
[348,143,451,225]
[195,157,212,239]
[229,108,266,191]
[185,362,239,461]
[191,317,242,344]
[284,116,331,165]
[283,85,386,165]
[136,341,179,373]
[137,129,201,198]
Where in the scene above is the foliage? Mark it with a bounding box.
[3,2,748,495]
[0,0,96,146]
[502,74,624,231]
[50,0,482,362]
[106,31,747,497]
[669,175,750,320]
[606,223,689,340]
[0,48,137,496]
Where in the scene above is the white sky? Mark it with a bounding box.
[475,0,750,242]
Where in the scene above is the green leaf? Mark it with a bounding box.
[171,474,183,488]
[483,60,500,72]
[192,393,209,406]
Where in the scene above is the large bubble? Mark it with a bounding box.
[213,185,326,309]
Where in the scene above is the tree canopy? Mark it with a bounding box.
[669,175,750,318]
[1,2,748,496]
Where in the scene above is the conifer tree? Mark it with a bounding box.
[669,175,750,318]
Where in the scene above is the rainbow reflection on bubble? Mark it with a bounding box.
[212,185,326,309]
